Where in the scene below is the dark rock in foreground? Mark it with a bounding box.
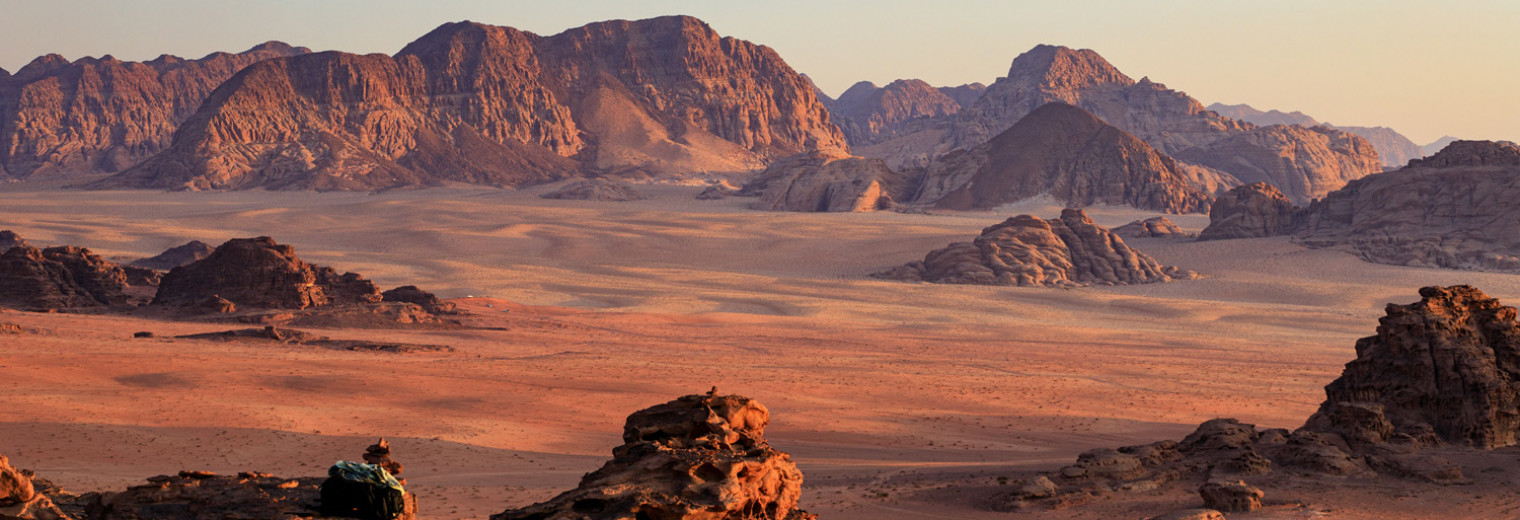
[0,245,133,311]
[151,237,380,311]
[493,391,813,520]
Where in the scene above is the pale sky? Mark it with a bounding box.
[1,0,1515,145]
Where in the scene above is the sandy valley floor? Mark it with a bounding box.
[3,182,1520,519]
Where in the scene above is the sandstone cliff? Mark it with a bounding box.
[1175,124,1381,203]
[0,42,310,178]
[151,236,382,311]
[1204,103,1426,168]
[1196,183,1299,241]
[101,16,845,191]
[746,150,911,212]
[0,245,133,311]
[874,209,1195,287]
[913,103,1217,213]
[829,79,963,146]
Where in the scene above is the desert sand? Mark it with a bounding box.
[3,182,1520,519]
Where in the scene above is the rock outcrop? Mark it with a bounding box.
[1204,103,1427,168]
[0,454,67,520]
[151,237,380,311]
[380,285,458,315]
[1292,140,1520,271]
[1112,217,1188,238]
[0,230,27,250]
[0,245,132,310]
[747,150,911,212]
[493,391,811,520]
[1196,183,1298,241]
[129,240,215,271]
[0,43,310,178]
[875,209,1195,287]
[84,472,323,520]
[1198,480,1262,512]
[1205,103,1318,127]
[99,16,845,191]
[1305,286,1520,449]
[539,178,648,201]
[1175,124,1382,203]
[694,179,741,200]
[912,103,1217,213]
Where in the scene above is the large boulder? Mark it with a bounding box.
[1196,183,1298,241]
[875,208,1194,287]
[151,237,380,312]
[1305,285,1520,449]
[0,245,131,310]
[493,392,812,520]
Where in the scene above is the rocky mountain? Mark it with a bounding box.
[1422,136,1460,156]
[874,209,1195,287]
[854,45,1380,204]
[912,103,1218,213]
[1205,102,1318,127]
[1175,124,1381,203]
[0,42,310,179]
[99,16,845,191]
[1205,103,1424,168]
[938,83,986,108]
[494,392,813,520]
[828,79,963,145]
[746,149,911,212]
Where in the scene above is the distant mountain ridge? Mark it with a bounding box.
[0,42,311,178]
[1206,102,1452,168]
[99,16,847,191]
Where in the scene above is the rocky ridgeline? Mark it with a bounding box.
[0,43,310,179]
[875,209,1195,287]
[128,241,213,271]
[494,391,814,520]
[1199,141,1520,272]
[96,16,844,191]
[1003,285,1519,517]
[825,79,968,146]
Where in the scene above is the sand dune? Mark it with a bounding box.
[2,184,1519,518]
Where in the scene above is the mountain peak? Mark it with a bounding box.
[1006,44,1132,91]
[243,41,309,55]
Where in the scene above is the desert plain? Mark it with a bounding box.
[3,182,1520,519]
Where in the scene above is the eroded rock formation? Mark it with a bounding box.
[0,43,311,179]
[380,286,458,315]
[747,150,910,212]
[129,240,214,271]
[695,179,741,200]
[539,178,648,202]
[151,237,380,311]
[1175,124,1382,203]
[1112,217,1188,238]
[1196,183,1298,241]
[828,79,964,146]
[875,209,1194,287]
[0,230,28,251]
[99,16,845,191]
[913,103,1218,213]
[0,245,132,310]
[493,392,812,520]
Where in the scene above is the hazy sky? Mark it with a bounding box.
[2,0,1515,144]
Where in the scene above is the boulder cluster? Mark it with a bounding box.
[493,391,814,520]
[875,209,1194,287]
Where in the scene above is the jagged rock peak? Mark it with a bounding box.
[1007,44,1134,90]
[875,208,1196,287]
[1306,285,1520,449]
[492,392,812,520]
[1406,140,1520,168]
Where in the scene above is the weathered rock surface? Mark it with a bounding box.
[538,178,648,201]
[829,79,963,146]
[100,16,845,191]
[0,245,132,310]
[1112,217,1188,238]
[1198,480,1262,512]
[0,230,27,251]
[747,150,910,212]
[1292,140,1520,271]
[1196,183,1298,241]
[875,209,1194,287]
[937,83,986,109]
[1205,103,1428,168]
[493,392,812,520]
[0,43,311,179]
[1175,124,1382,203]
[151,237,380,311]
[0,454,67,520]
[380,285,457,315]
[855,45,1380,202]
[1305,286,1520,449]
[913,103,1217,213]
[1146,509,1226,520]
[129,241,214,271]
